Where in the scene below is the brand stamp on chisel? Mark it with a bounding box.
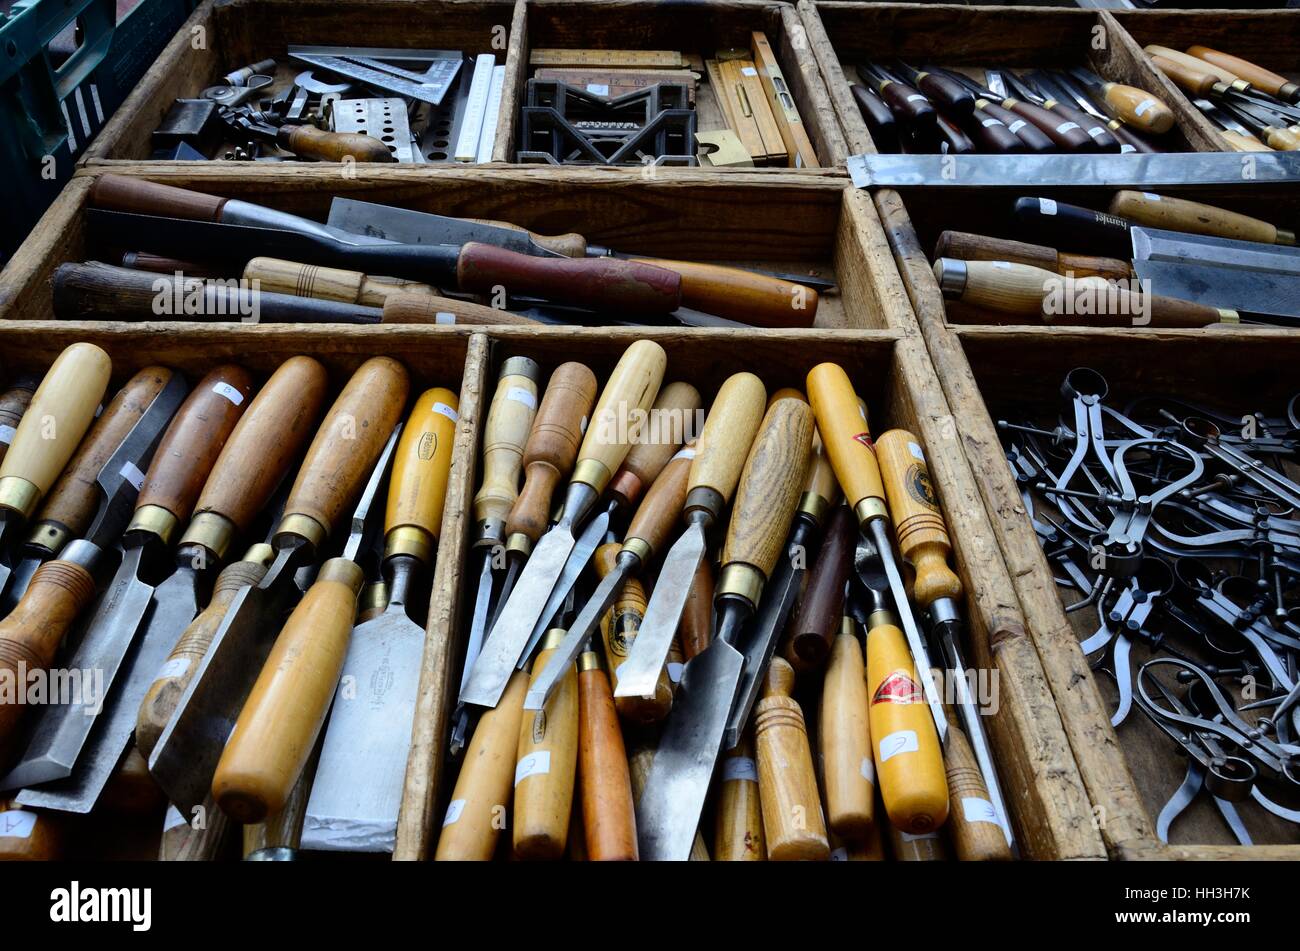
[49,882,151,932]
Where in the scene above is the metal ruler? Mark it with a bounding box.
[455,54,496,162]
[530,48,685,68]
[475,65,506,163]
[288,46,462,106]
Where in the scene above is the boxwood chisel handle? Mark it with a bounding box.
[385,388,460,562]
[755,657,828,861]
[934,231,1133,281]
[1109,190,1295,245]
[575,340,667,494]
[576,646,637,861]
[1187,46,1300,102]
[714,737,764,861]
[607,381,701,509]
[821,614,875,841]
[514,628,579,860]
[244,256,439,307]
[1094,82,1174,134]
[276,125,394,163]
[625,258,819,328]
[1147,52,1236,101]
[473,357,541,541]
[1145,46,1248,90]
[688,373,767,511]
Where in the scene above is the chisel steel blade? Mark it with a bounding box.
[449,552,495,755]
[636,639,745,861]
[327,198,559,257]
[613,525,705,699]
[524,561,624,710]
[1133,259,1300,320]
[516,505,610,670]
[1132,226,1300,275]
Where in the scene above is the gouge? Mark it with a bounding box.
[450,358,540,757]
[149,357,410,817]
[998,70,1119,153]
[133,357,329,757]
[934,682,1012,862]
[0,378,37,468]
[596,538,673,724]
[7,368,249,808]
[714,736,764,860]
[0,344,111,597]
[1064,68,1175,134]
[514,626,579,860]
[820,613,875,841]
[577,642,637,860]
[788,504,854,666]
[755,657,829,861]
[212,424,402,824]
[934,231,1133,281]
[614,373,768,700]
[806,363,947,742]
[636,397,813,861]
[303,389,459,851]
[460,340,666,710]
[1145,46,1251,92]
[1187,46,1300,103]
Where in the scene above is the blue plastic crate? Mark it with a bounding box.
[1,0,197,263]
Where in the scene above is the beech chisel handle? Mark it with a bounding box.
[624,442,693,562]
[1109,190,1294,245]
[1098,82,1174,134]
[573,341,666,494]
[807,363,885,515]
[473,357,540,534]
[131,365,252,542]
[608,381,701,508]
[89,174,228,221]
[514,631,579,860]
[244,257,439,307]
[687,372,767,511]
[381,290,538,326]
[876,430,963,609]
[934,231,1133,281]
[755,658,829,861]
[933,259,1058,317]
[627,257,819,328]
[821,617,875,841]
[0,381,36,468]
[1187,46,1299,101]
[212,557,365,823]
[384,388,459,562]
[506,362,597,545]
[0,343,111,522]
[1145,46,1245,88]
[184,356,329,559]
[1148,53,1225,98]
[577,650,637,861]
[280,357,410,546]
[937,687,1012,862]
[714,737,765,861]
[455,243,682,318]
[276,125,394,163]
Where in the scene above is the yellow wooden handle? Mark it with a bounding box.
[513,633,579,860]
[1222,130,1272,153]
[576,340,666,493]
[211,559,364,824]
[385,387,459,564]
[1101,83,1174,134]
[473,358,540,532]
[754,658,829,861]
[689,372,767,503]
[806,363,885,515]
[0,343,111,517]
[714,737,765,861]
[611,381,701,504]
[1145,45,1243,87]
[820,624,875,841]
[1109,191,1287,244]
[876,430,962,608]
[1187,46,1297,99]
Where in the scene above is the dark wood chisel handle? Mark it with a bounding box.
[1012,197,1132,257]
[276,125,394,163]
[90,174,228,221]
[1003,99,1094,151]
[627,257,819,328]
[789,504,855,665]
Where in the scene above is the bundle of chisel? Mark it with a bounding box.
[51,175,829,330]
[929,191,1300,328]
[1143,45,1300,152]
[850,62,1176,155]
[438,344,1012,861]
[0,343,461,860]
[151,47,503,163]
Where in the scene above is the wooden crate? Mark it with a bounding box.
[79,0,526,165]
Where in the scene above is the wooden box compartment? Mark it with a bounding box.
[930,326,1300,860]
[79,0,525,165]
[0,166,907,332]
[511,0,846,170]
[798,2,1210,162]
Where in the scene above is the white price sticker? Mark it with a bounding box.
[1142,191,1161,200]
[860,756,876,785]
[120,461,146,491]
[443,799,466,827]
[514,751,551,786]
[961,797,1000,826]
[1135,100,1156,117]
[586,83,610,96]
[908,441,925,461]
[1038,198,1058,216]
[433,402,459,423]
[164,805,189,832]
[154,657,190,682]
[0,424,15,445]
[435,312,456,325]
[741,67,758,77]
[506,386,536,410]
[0,810,36,839]
[722,756,758,783]
[1007,120,1027,134]
[878,729,920,763]
[667,662,684,684]
[671,447,696,462]
[212,381,245,405]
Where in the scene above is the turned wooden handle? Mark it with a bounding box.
[689,372,766,505]
[714,737,765,861]
[938,689,1011,862]
[506,362,597,544]
[381,290,537,326]
[1146,46,1241,86]
[1148,52,1221,98]
[468,217,589,258]
[807,363,884,514]
[243,752,316,856]
[595,543,672,723]
[435,670,528,860]
[821,624,875,841]
[624,443,692,560]
[513,634,579,860]
[32,363,166,534]
[1004,98,1095,151]
[1053,277,1228,330]
[934,231,1132,281]
[244,257,439,307]
[577,657,637,861]
[0,382,36,468]
[283,357,409,542]
[0,801,60,861]
[1109,190,1286,245]
[277,125,395,163]
[936,259,1055,317]
[789,504,854,664]
[1,344,111,520]
[455,243,682,317]
[134,366,252,536]
[876,430,962,608]
[135,554,270,759]
[189,356,328,554]
[1187,46,1298,100]
[680,558,714,660]
[473,358,540,532]
[1100,82,1174,134]
[0,560,97,744]
[385,388,459,560]
[627,257,819,328]
[755,658,829,861]
[213,558,364,823]
[575,341,666,492]
[608,381,701,507]
[89,174,227,221]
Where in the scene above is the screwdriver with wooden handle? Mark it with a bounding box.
[514,626,580,860]
[714,736,765,860]
[576,639,637,860]
[820,613,875,841]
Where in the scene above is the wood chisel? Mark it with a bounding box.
[613,373,767,700]
[636,397,813,861]
[933,231,1133,281]
[933,676,1012,862]
[1029,73,1157,155]
[714,736,764,860]
[1110,190,1296,246]
[787,504,854,667]
[302,389,457,851]
[626,731,711,862]
[1187,46,1300,104]
[595,538,674,724]
[997,70,1119,153]
[0,345,111,599]
[820,612,875,841]
[459,341,666,710]
[148,358,410,817]
[1062,68,1174,134]
[576,637,637,861]
[755,657,829,861]
[7,368,250,809]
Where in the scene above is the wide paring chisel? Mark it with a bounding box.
[459,340,666,710]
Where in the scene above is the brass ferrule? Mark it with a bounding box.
[181,511,237,560]
[360,581,390,616]
[541,627,567,651]
[855,497,889,524]
[621,536,651,566]
[717,562,764,611]
[868,608,899,631]
[0,476,39,519]
[385,525,433,565]
[1230,79,1252,94]
[578,650,603,673]
[126,504,179,545]
[684,485,724,521]
[1217,309,1240,324]
[500,355,540,382]
[798,490,829,526]
[318,557,365,594]
[572,458,611,494]
[25,519,70,556]
[841,615,855,637]
[243,542,274,566]
[1278,229,1297,247]
[506,532,532,558]
[277,512,327,551]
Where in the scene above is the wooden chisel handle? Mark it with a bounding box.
[1064,277,1232,329]
[872,77,937,129]
[574,341,666,494]
[1099,82,1174,134]
[514,629,579,860]
[596,543,672,723]
[506,362,597,545]
[435,670,528,860]
[0,381,36,468]
[626,737,710,860]
[279,357,409,547]
[680,557,714,660]
[90,174,228,221]
[473,357,540,538]
[101,745,166,815]
[135,549,272,758]
[1109,190,1294,245]
[1148,53,1225,98]
[974,98,1053,153]
[1145,46,1245,88]
[850,84,899,153]
[28,364,168,543]
[607,381,701,508]
[933,231,1133,281]
[821,616,875,841]
[789,504,854,665]
[244,257,439,307]
[1001,98,1094,151]
[876,431,962,609]
[714,737,765,860]
[466,217,588,258]
[687,372,766,514]
[1222,130,1272,153]
[384,388,459,563]
[807,363,885,517]
[1187,46,1299,101]
[755,658,829,861]
[0,560,97,744]
[932,258,1072,317]
[159,797,231,861]
[627,257,819,328]
[276,125,394,163]
[623,442,693,561]
[0,344,111,524]
[455,243,682,318]
[577,650,637,860]
[120,252,220,277]
[131,365,252,543]
[381,290,538,326]
[183,356,328,560]
[212,557,365,823]
[243,749,318,859]
[937,687,1011,862]
[0,800,60,861]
